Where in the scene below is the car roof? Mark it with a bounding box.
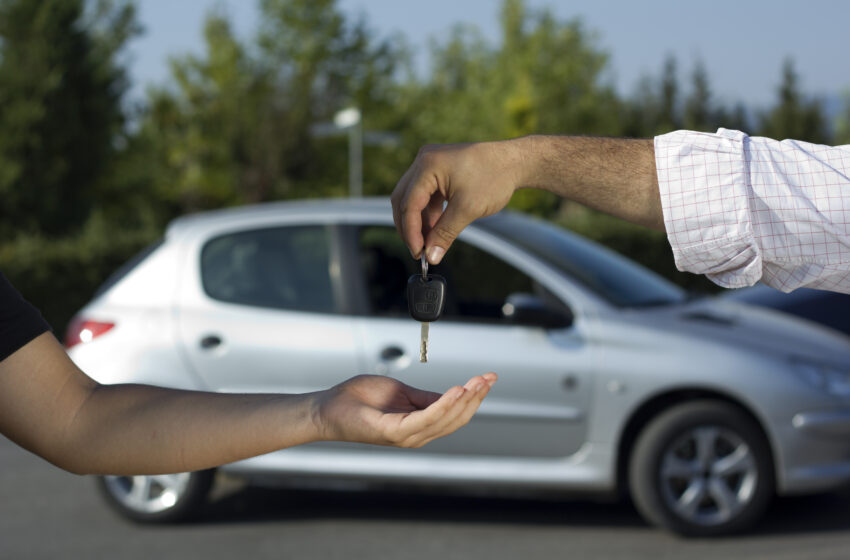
[165,197,395,239]
[722,283,839,305]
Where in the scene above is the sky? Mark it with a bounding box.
[129,0,850,112]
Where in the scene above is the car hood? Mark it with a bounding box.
[615,297,850,365]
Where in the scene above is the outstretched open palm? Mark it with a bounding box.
[316,373,497,448]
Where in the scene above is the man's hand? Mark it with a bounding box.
[314,373,498,448]
[391,141,524,264]
[391,135,663,265]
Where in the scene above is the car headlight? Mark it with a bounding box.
[793,360,850,396]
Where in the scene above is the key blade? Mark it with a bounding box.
[419,322,429,363]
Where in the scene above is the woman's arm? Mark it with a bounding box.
[0,332,495,475]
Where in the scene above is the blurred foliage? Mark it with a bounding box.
[758,59,831,144]
[0,0,139,238]
[0,213,155,339]
[134,0,405,215]
[0,0,847,334]
[836,92,850,145]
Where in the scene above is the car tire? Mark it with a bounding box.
[95,469,215,523]
[628,400,774,537]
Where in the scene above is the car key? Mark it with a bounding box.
[407,254,447,363]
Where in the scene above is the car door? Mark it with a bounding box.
[349,224,595,459]
[176,223,361,395]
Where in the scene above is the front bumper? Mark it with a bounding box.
[793,410,850,438]
[779,408,850,495]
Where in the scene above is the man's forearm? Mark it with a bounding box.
[516,135,664,230]
[392,135,664,265]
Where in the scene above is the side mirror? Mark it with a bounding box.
[501,293,573,329]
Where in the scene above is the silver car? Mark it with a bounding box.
[66,198,850,536]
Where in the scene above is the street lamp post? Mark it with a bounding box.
[334,108,363,198]
[311,107,399,198]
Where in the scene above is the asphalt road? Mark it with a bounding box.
[3,435,850,560]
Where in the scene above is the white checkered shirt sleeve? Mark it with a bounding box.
[655,128,850,294]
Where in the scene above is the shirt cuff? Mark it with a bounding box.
[654,128,762,289]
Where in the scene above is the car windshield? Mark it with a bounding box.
[478,212,686,308]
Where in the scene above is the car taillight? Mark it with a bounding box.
[64,317,115,349]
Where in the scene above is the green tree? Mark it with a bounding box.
[0,0,138,238]
[622,55,683,137]
[657,56,680,132]
[140,14,277,212]
[257,0,405,198]
[400,0,620,216]
[683,59,712,131]
[713,102,751,133]
[0,0,146,334]
[835,91,850,145]
[758,59,830,143]
[138,0,405,213]
[682,59,752,134]
[412,0,619,142]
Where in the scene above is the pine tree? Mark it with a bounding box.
[684,60,712,132]
[0,0,138,237]
[759,59,831,144]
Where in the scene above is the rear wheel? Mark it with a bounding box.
[96,469,215,523]
[629,400,774,536]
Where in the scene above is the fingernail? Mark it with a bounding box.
[427,246,445,265]
[455,387,466,400]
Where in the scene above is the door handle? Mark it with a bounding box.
[200,335,223,350]
[380,346,405,361]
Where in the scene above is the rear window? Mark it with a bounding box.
[201,225,336,313]
[94,239,164,299]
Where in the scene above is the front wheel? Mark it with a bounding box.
[629,400,774,536]
[95,469,215,523]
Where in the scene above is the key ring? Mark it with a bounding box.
[421,253,428,279]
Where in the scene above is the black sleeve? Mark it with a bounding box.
[0,271,51,362]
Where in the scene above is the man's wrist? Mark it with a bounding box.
[509,135,550,192]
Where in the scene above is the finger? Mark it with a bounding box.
[392,181,425,259]
[398,175,437,260]
[392,373,496,446]
[394,383,467,441]
[391,164,416,245]
[424,196,476,265]
[411,375,492,440]
[402,383,443,410]
[444,379,492,432]
[422,194,446,237]
[416,378,493,446]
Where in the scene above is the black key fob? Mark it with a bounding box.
[407,274,446,322]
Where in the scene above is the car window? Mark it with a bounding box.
[93,239,164,299]
[358,227,419,316]
[478,212,686,307]
[358,226,566,323]
[201,225,336,313]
